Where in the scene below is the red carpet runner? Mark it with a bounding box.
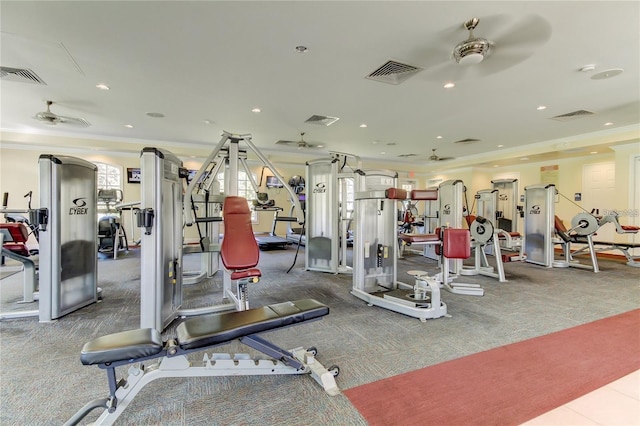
[344,309,640,426]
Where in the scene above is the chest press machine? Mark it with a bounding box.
[65,195,340,426]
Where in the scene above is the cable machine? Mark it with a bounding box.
[1,155,98,321]
[305,152,359,274]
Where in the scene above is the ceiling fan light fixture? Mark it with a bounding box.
[454,39,490,65]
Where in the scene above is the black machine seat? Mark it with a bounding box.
[81,328,163,366]
[177,299,328,350]
[80,299,329,365]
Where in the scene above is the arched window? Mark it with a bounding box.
[94,162,123,215]
[95,162,122,190]
[215,170,258,223]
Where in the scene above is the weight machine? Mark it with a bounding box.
[305,152,359,274]
[523,184,599,272]
[352,173,483,321]
[1,155,99,321]
[97,189,128,259]
[351,170,446,321]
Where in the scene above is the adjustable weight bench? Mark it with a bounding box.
[65,299,340,425]
[66,196,340,425]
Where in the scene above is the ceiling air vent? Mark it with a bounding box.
[0,66,47,85]
[365,60,423,85]
[550,110,595,121]
[398,153,418,158]
[304,115,340,126]
[453,138,481,144]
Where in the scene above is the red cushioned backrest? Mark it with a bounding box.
[442,228,470,259]
[0,223,29,243]
[554,215,567,233]
[220,196,259,271]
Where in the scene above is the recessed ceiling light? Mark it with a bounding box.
[317,144,324,148]
[124,124,134,128]
[520,157,529,161]
[497,144,504,148]
[359,123,367,128]
[579,64,596,72]
[436,136,443,139]
[443,82,455,89]
[590,151,598,154]
[372,140,379,145]
[251,108,261,113]
[380,151,386,155]
[604,122,613,126]
[295,45,308,53]
[591,68,623,80]
[203,119,214,124]
[96,83,110,90]
[536,105,547,110]
[146,112,165,118]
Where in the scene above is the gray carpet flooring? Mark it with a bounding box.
[1,247,639,425]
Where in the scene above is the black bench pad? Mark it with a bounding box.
[177,299,329,350]
[81,328,163,366]
[79,299,329,365]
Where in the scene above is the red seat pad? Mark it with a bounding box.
[230,268,262,280]
[621,225,639,232]
[220,197,259,271]
[410,189,438,201]
[443,228,471,259]
[399,233,440,243]
[3,243,30,257]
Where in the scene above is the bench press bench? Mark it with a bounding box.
[65,298,340,425]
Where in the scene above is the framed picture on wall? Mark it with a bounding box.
[127,168,141,184]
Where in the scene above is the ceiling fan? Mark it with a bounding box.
[275,132,323,149]
[34,100,90,127]
[428,149,453,162]
[422,14,552,81]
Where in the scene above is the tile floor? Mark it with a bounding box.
[523,370,640,426]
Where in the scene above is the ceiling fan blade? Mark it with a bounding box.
[56,115,91,127]
[490,14,552,51]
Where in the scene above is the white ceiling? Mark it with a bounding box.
[1,1,639,169]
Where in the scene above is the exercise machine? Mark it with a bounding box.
[491,179,521,233]
[396,184,485,296]
[460,216,508,282]
[97,189,128,259]
[1,155,99,322]
[305,153,359,274]
[140,147,236,332]
[183,132,303,250]
[286,176,307,245]
[523,184,556,267]
[476,185,524,261]
[351,171,447,321]
[64,298,340,425]
[1,222,40,305]
[524,184,599,271]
